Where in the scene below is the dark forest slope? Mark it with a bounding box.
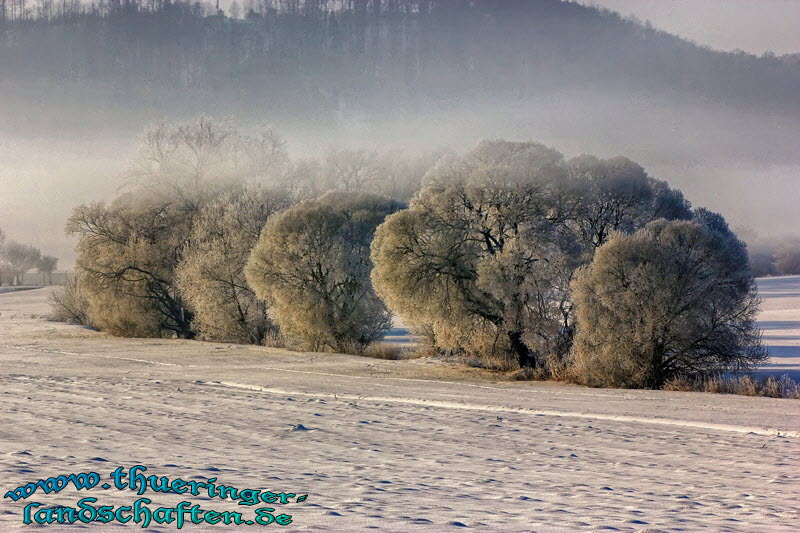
[1,0,798,145]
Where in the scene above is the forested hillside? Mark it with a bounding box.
[2,0,799,265]
[1,0,798,146]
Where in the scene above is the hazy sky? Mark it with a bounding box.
[578,0,800,55]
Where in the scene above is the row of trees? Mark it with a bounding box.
[57,117,426,341]
[56,118,767,389]
[745,237,800,277]
[369,142,765,386]
[0,227,58,285]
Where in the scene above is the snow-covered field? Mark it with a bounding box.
[0,282,798,531]
[756,276,800,381]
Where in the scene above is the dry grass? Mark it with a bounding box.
[508,353,572,381]
[664,374,800,399]
[48,275,91,326]
[262,329,290,349]
[360,342,424,360]
[263,331,424,360]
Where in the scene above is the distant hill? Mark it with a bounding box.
[2,0,800,269]
[0,0,797,144]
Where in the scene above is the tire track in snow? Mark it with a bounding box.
[210,380,800,438]
[0,344,181,367]
[5,342,796,437]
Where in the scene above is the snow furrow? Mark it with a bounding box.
[212,381,800,438]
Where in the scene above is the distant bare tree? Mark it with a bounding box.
[127,116,288,202]
[229,0,240,18]
[37,255,58,285]
[369,150,445,202]
[290,149,439,202]
[1,241,42,285]
[775,239,800,275]
[321,148,382,192]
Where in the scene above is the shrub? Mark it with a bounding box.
[49,273,92,325]
[664,374,800,399]
[361,343,412,360]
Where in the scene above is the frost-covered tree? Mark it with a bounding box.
[570,218,767,389]
[566,154,692,251]
[246,192,399,353]
[371,140,581,369]
[176,185,292,344]
[66,191,199,338]
[64,116,290,339]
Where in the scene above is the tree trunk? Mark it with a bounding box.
[646,346,666,389]
[508,330,536,368]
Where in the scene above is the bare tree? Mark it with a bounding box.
[1,241,42,285]
[37,255,58,285]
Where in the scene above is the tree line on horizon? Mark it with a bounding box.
[0,227,59,286]
[742,236,800,278]
[52,117,768,390]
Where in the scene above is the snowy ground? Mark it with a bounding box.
[756,276,800,381]
[0,282,798,531]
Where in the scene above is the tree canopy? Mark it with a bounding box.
[570,217,767,388]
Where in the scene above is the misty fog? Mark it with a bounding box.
[1,0,798,267]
